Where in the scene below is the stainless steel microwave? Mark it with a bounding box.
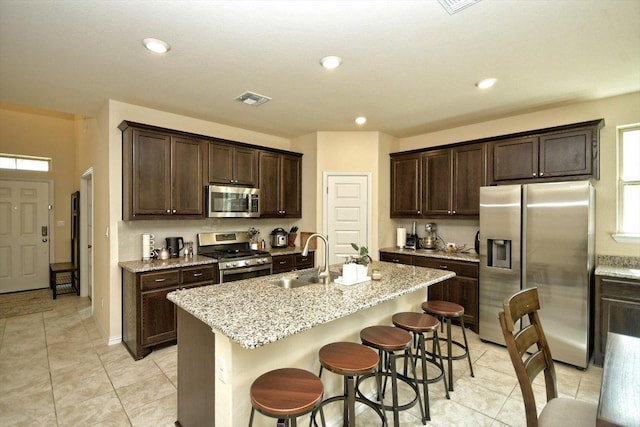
[206,185,260,218]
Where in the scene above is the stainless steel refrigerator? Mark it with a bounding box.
[479,181,595,368]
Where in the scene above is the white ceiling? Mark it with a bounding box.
[1,0,639,138]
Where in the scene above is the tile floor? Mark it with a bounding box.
[0,292,602,426]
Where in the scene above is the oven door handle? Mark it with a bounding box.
[220,264,272,279]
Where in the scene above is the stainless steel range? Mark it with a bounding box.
[197,231,272,283]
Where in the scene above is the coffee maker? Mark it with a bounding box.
[165,237,184,258]
[405,221,419,250]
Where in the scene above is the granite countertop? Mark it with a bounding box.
[380,247,479,263]
[167,261,455,349]
[119,246,313,273]
[119,255,218,273]
[595,255,640,281]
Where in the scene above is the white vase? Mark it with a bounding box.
[342,263,357,282]
[356,264,369,279]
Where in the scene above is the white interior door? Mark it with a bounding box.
[0,179,51,293]
[325,173,370,266]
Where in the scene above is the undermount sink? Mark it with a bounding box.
[272,272,339,288]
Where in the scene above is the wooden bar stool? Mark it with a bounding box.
[249,368,325,427]
[421,301,474,391]
[358,325,425,427]
[392,312,449,422]
[311,342,386,427]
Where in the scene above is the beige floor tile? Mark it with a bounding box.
[52,361,114,409]
[450,375,510,419]
[124,382,177,426]
[117,373,176,413]
[464,365,518,397]
[0,378,56,427]
[55,390,128,427]
[105,355,164,389]
[428,396,495,427]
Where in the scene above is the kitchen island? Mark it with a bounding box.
[167,261,455,426]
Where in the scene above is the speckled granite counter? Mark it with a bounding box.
[168,261,454,349]
[379,246,479,263]
[595,255,640,280]
[118,247,313,273]
[118,255,217,273]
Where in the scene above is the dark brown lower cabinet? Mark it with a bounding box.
[122,264,218,360]
[594,275,640,366]
[271,252,315,274]
[380,251,479,333]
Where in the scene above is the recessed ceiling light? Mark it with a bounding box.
[475,78,497,89]
[355,116,367,125]
[142,38,171,54]
[320,56,342,70]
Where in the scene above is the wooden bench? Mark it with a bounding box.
[49,262,79,299]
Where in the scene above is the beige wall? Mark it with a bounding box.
[390,92,640,257]
[0,103,77,263]
[315,131,391,259]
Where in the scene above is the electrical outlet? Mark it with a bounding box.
[217,356,228,384]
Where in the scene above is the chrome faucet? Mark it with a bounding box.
[302,233,331,284]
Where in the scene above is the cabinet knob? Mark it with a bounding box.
[452,210,456,214]
[417,210,421,214]
[532,173,537,177]
[448,210,452,214]
[172,209,176,213]
[166,209,171,213]
[540,172,544,176]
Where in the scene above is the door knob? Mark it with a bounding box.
[42,238,48,242]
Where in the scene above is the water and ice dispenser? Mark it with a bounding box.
[487,239,512,269]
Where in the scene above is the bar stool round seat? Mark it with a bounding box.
[311,342,385,427]
[358,325,425,427]
[249,368,324,427]
[392,312,450,422]
[421,300,474,392]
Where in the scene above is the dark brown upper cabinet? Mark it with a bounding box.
[208,142,258,187]
[121,122,205,220]
[390,152,422,216]
[259,151,302,218]
[491,123,601,184]
[391,143,486,218]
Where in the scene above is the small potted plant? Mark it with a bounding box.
[350,243,372,279]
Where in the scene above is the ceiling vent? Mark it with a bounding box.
[235,91,271,106]
[438,0,481,14]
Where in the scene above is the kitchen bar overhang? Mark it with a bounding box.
[168,261,455,426]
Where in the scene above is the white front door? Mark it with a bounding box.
[325,173,370,266]
[0,179,51,293]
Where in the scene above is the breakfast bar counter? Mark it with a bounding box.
[168,261,455,426]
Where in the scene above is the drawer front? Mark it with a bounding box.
[380,252,414,265]
[272,255,294,273]
[181,265,216,284]
[413,257,478,278]
[140,270,180,291]
[601,277,640,301]
[295,254,314,268]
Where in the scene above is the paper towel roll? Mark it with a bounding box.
[397,228,406,248]
[142,233,154,260]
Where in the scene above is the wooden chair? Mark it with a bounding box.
[499,287,597,427]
